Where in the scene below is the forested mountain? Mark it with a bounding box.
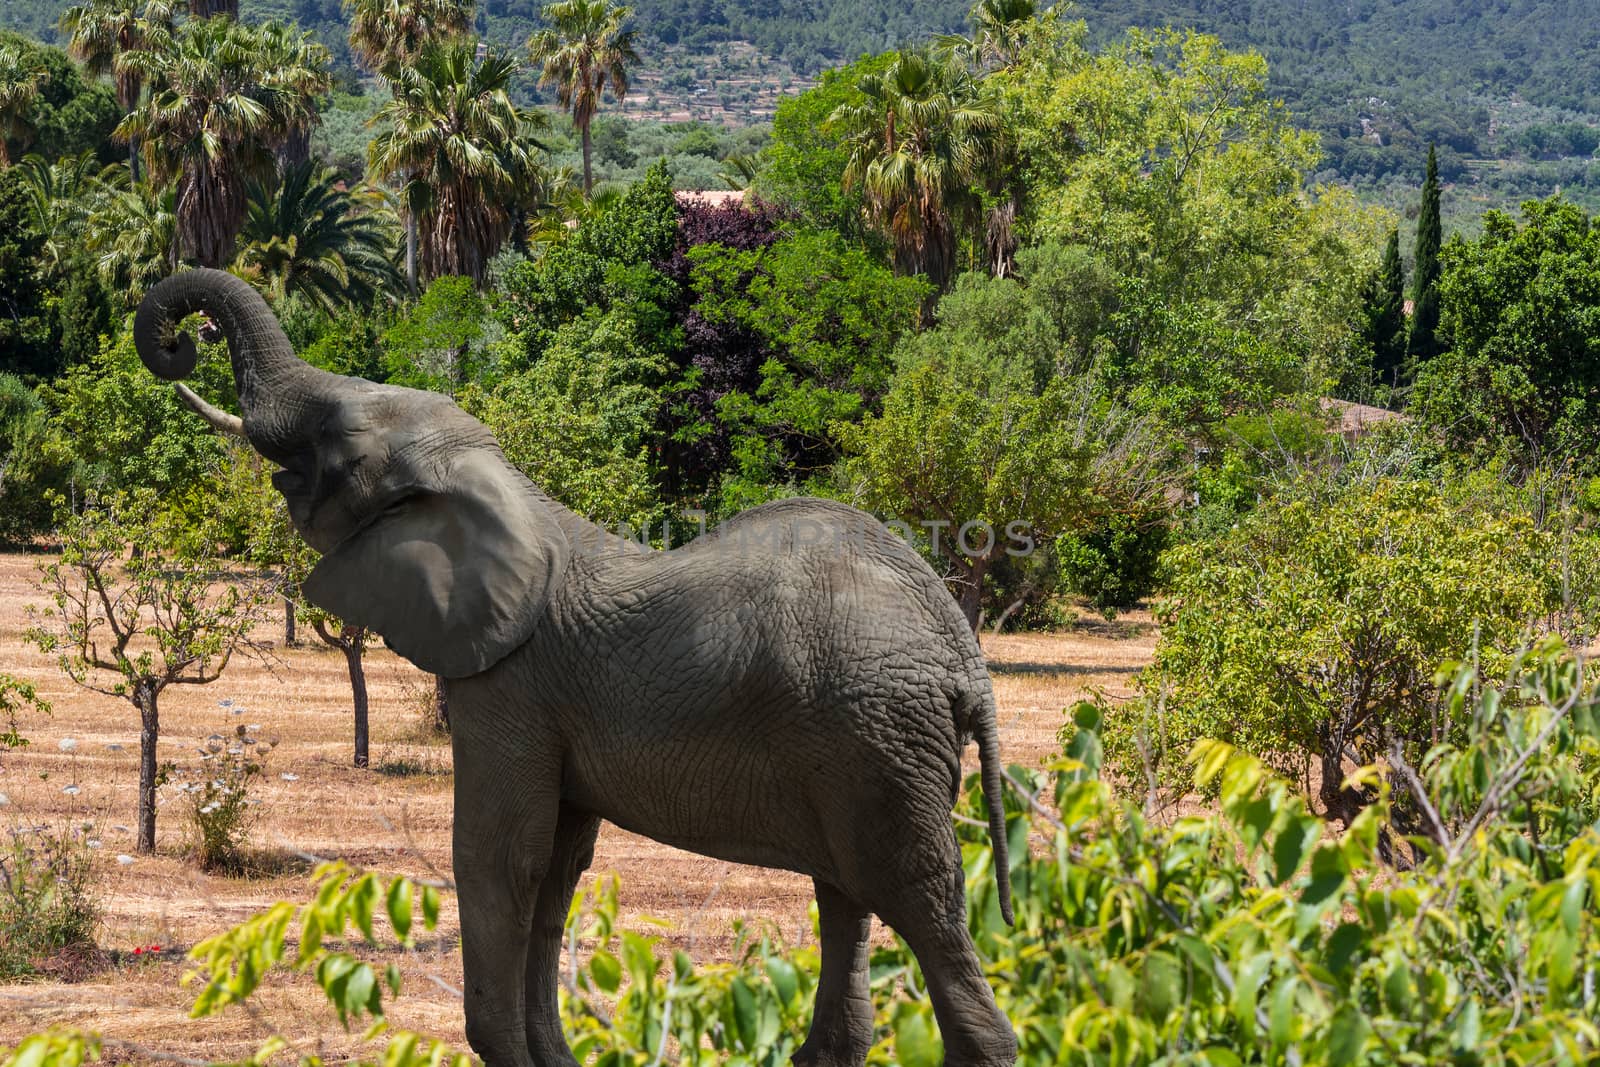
[3,0,1597,206]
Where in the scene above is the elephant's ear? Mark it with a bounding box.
[302,454,569,678]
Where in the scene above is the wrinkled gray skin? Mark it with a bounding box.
[135,269,1018,1067]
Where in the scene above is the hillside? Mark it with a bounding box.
[4,0,1597,208]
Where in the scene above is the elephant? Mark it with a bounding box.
[133,268,1018,1067]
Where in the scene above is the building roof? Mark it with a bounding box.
[674,189,748,209]
[1321,397,1407,437]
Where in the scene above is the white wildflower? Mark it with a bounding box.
[87,839,102,849]
[280,773,299,782]
[62,785,81,796]
[58,738,77,752]
[113,824,130,833]
[116,854,134,866]
[0,793,9,806]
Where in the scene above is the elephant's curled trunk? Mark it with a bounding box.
[133,268,327,462]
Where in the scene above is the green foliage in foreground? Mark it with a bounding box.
[9,641,1600,1065]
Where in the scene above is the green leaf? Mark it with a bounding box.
[766,957,799,1008]
[729,978,758,1049]
[891,1002,943,1067]
[1272,814,1320,885]
[421,885,440,931]
[386,878,413,943]
[589,949,622,994]
[1326,1005,1370,1064]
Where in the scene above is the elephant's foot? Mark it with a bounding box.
[791,1038,869,1067]
[939,1030,1019,1067]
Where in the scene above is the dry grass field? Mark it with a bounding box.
[0,548,1156,1061]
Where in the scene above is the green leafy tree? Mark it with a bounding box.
[753,54,886,243]
[1407,142,1444,367]
[527,0,639,194]
[0,32,120,165]
[470,298,668,532]
[842,350,1093,630]
[1410,197,1600,464]
[831,48,999,298]
[683,230,927,506]
[997,25,1381,428]
[59,0,175,178]
[0,41,49,167]
[380,274,492,391]
[1363,226,1407,388]
[42,330,230,500]
[234,161,402,313]
[26,493,276,853]
[1124,472,1600,819]
[495,160,679,360]
[369,40,546,286]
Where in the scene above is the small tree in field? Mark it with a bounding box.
[25,493,276,853]
[296,594,374,768]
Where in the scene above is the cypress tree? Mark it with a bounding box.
[1408,143,1443,367]
[1365,227,1407,388]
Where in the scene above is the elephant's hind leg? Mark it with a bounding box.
[869,836,1016,1067]
[792,881,873,1067]
[525,807,601,1066]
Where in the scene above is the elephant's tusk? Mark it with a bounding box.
[174,383,245,438]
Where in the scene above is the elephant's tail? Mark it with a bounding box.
[973,689,1014,926]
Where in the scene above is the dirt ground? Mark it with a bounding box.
[0,548,1156,1060]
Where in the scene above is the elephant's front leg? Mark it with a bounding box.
[525,807,601,1065]
[452,728,566,1066]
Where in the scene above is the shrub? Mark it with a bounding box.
[0,826,99,980]
[1114,473,1600,817]
[170,719,276,873]
[1055,506,1169,616]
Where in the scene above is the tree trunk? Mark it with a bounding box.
[128,139,141,185]
[283,595,296,647]
[135,682,159,853]
[434,675,450,734]
[405,213,418,297]
[581,121,593,194]
[346,628,369,768]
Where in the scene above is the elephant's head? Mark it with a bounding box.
[134,268,570,678]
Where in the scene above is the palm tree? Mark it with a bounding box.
[345,0,472,74]
[234,162,402,311]
[118,18,328,267]
[15,152,123,276]
[0,43,49,168]
[832,49,1000,297]
[527,0,638,193]
[59,0,175,179]
[970,0,1035,69]
[369,40,546,286]
[86,177,178,302]
[256,22,334,170]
